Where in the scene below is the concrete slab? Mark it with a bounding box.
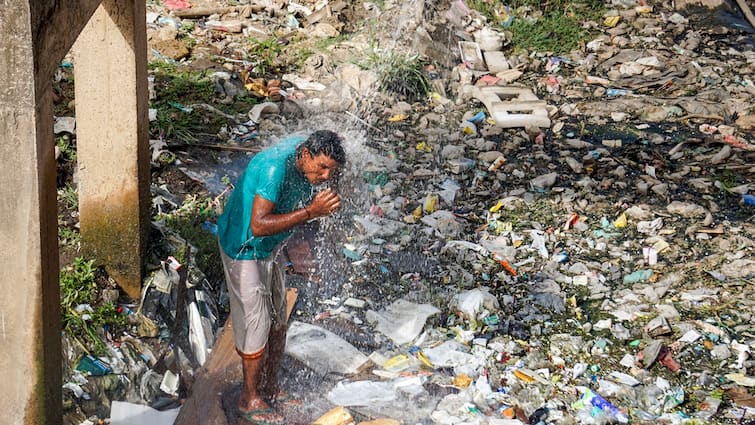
[473,86,551,128]
[483,51,510,73]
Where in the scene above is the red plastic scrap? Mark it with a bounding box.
[164,0,192,10]
[657,347,681,372]
[564,213,580,230]
[477,74,501,86]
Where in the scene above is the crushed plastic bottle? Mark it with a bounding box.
[606,88,632,97]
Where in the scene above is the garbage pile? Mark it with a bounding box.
[61,222,224,425]
[59,0,755,423]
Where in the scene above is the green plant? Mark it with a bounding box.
[180,21,195,32]
[156,194,225,282]
[60,258,125,355]
[58,226,81,247]
[58,184,78,210]
[148,63,218,142]
[247,37,284,77]
[358,48,430,102]
[509,12,590,54]
[467,0,498,21]
[56,136,77,162]
[464,0,604,54]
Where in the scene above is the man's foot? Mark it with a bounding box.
[238,398,285,425]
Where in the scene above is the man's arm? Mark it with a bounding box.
[250,189,341,236]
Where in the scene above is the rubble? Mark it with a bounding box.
[57,0,755,423]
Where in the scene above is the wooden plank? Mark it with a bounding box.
[174,288,299,425]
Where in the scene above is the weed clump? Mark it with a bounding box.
[246,37,284,78]
[60,258,126,355]
[359,49,430,102]
[156,194,226,283]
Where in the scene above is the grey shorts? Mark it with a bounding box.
[219,246,287,355]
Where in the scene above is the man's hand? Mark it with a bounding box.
[307,188,341,218]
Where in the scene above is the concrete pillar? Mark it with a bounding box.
[73,0,150,300]
[0,4,62,424]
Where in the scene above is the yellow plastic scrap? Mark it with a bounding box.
[453,373,473,388]
[415,141,433,152]
[603,16,620,27]
[412,206,423,220]
[492,220,508,235]
[388,113,407,122]
[423,194,438,213]
[416,350,433,368]
[511,232,523,247]
[245,79,268,97]
[314,406,353,425]
[384,354,411,370]
[513,369,536,383]
[490,200,505,213]
[613,212,627,228]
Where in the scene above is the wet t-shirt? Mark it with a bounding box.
[217,136,311,260]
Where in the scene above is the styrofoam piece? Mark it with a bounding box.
[473,86,551,128]
[458,41,485,70]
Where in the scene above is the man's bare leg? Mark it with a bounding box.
[258,324,287,399]
[238,348,284,422]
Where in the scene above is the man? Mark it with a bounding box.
[217,130,345,424]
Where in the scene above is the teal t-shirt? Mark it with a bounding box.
[217,136,312,260]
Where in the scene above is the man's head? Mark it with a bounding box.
[296,130,346,185]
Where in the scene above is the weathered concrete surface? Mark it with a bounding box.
[31,1,103,90]
[73,0,150,300]
[0,3,78,424]
[1,1,150,423]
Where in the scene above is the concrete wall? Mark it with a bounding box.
[0,3,64,423]
[74,0,150,300]
[0,1,147,422]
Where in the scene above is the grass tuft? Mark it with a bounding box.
[466,0,604,54]
[359,48,430,102]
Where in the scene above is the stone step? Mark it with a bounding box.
[473,86,552,128]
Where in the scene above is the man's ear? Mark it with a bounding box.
[299,147,312,159]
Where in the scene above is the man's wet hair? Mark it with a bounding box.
[298,130,346,165]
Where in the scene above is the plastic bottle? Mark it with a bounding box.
[606,88,631,96]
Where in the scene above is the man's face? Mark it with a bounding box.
[300,149,339,185]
